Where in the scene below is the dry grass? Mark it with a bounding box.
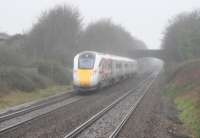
[0,85,72,110]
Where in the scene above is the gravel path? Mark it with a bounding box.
[0,76,144,138]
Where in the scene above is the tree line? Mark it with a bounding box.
[162,10,200,62]
[23,6,146,65]
[0,5,146,93]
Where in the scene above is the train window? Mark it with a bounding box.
[116,63,119,69]
[125,64,128,68]
[78,53,95,69]
[119,63,122,69]
[116,62,122,69]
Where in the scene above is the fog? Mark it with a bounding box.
[1,0,200,49]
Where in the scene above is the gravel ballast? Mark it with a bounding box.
[0,96,82,132]
[0,76,144,138]
[77,85,143,138]
[117,72,190,138]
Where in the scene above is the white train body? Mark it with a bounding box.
[73,51,137,91]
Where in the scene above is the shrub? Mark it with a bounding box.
[37,61,71,85]
[0,46,27,67]
[0,68,36,92]
[24,69,50,89]
[0,67,50,92]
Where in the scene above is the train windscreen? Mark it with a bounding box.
[78,53,95,69]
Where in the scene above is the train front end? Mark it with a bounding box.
[73,52,99,91]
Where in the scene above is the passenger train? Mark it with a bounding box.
[73,51,138,91]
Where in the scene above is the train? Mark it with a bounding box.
[73,51,138,91]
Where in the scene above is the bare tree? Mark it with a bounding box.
[78,19,146,56]
[24,5,82,65]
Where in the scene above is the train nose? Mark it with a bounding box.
[78,69,92,87]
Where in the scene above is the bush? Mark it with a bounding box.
[37,61,71,85]
[0,67,50,92]
[0,68,36,92]
[162,11,200,61]
[0,46,27,67]
[24,69,50,89]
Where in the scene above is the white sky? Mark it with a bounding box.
[0,0,200,49]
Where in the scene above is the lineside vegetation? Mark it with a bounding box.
[0,5,146,108]
[162,10,200,138]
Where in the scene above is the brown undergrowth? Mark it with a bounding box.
[164,59,200,138]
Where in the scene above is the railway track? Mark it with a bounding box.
[0,71,158,137]
[0,91,82,134]
[63,72,159,138]
[109,73,157,138]
[0,91,74,122]
[0,77,140,136]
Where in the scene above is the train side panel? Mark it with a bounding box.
[73,51,138,91]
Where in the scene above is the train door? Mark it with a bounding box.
[99,59,106,81]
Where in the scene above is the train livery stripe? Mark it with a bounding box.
[78,69,92,87]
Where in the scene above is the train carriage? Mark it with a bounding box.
[73,51,137,91]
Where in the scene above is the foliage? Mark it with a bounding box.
[164,82,200,138]
[163,60,200,138]
[0,46,27,67]
[0,5,146,94]
[176,92,200,138]
[162,11,200,62]
[37,61,71,85]
[78,19,146,56]
[0,67,49,92]
[24,5,82,65]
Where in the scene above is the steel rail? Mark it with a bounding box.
[0,95,81,135]
[109,74,158,138]
[0,77,142,135]
[0,92,74,123]
[63,74,154,138]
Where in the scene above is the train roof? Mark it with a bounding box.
[76,51,135,62]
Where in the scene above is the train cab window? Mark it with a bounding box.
[119,63,122,69]
[78,53,95,69]
[116,62,122,70]
[125,63,128,68]
[116,63,119,69]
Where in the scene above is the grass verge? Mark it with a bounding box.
[175,89,200,138]
[164,83,200,138]
[0,85,72,110]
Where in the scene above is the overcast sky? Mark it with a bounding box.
[0,0,200,49]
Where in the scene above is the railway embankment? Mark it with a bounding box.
[163,59,200,138]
